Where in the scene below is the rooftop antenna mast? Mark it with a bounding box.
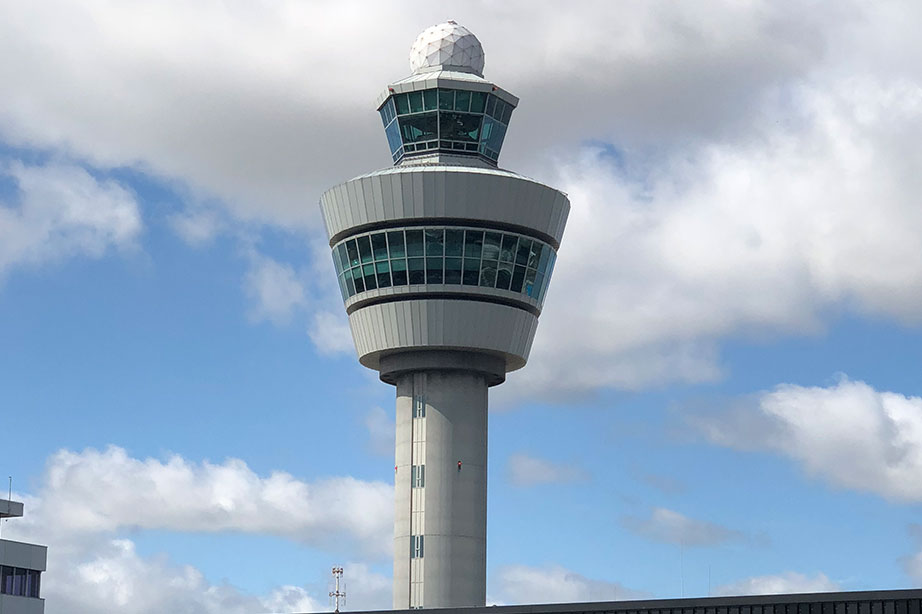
[330,566,346,613]
[1,476,10,539]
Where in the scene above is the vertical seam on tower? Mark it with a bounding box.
[408,376,415,607]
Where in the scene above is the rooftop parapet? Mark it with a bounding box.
[0,499,23,520]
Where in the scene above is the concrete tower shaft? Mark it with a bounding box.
[320,22,569,609]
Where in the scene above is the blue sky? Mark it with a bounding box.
[2,1,922,613]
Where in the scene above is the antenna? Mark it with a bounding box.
[1,476,10,539]
[330,566,346,613]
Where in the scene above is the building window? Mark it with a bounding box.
[413,395,426,418]
[410,535,424,558]
[412,464,425,488]
[0,565,41,598]
[333,226,557,304]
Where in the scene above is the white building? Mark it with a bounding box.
[320,21,569,609]
[0,498,46,614]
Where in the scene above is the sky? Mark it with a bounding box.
[1,1,922,612]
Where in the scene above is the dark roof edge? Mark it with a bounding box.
[327,589,922,614]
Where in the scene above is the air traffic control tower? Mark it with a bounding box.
[320,22,570,609]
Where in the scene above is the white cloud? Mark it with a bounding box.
[168,207,224,246]
[44,537,321,614]
[621,507,743,547]
[715,572,839,596]
[364,407,395,457]
[1,447,394,614]
[695,377,922,502]
[0,161,141,278]
[491,564,647,605]
[5,446,391,555]
[308,310,354,356]
[5,2,922,393]
[506,453,588,487]
[0,0,850,226]
[244,254,307,325]
[511,72,922,395]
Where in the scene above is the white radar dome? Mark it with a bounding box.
[409,21,485,77]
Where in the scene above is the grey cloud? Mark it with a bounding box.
[5,2,922,396]
[492,564,648,605]
[715,572,839,596]
[621,507,744,547]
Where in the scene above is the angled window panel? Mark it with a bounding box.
[426,257,443,284]
[387,230,406,258]
[408,257,425,284]
[463,257,480,285]
[445,229,464,256]
[405,230,424,257]
[390,257,408,286]
[439,88,455,110]
[371,232,389,261]
[357,235,374,263]
[362,263,377,290]
[445,257,462,284]
[463,230,483,259]
[496,261,513,290]
[470,91,486,113]
[376,260,392,288]
[424,228,444,256]
[423,88,437,111]
[482,232,502,261]
[399,113,438,144]
[346,239,360,267]
[395,92,410,115]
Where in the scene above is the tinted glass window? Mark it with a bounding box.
[426,257,443,284]
[455,90,471,111]
[391,258,408,286]
[464,230,483,258]
[515,238,532,265]
[470,91,486,113]
[463,258,480,285]
[445,258,462,284]
[440,112,482,141]
[376,261,391,288]
[483,232,501,260]
[395,93,409,115]
[334,227,556,303]
[425,229,444,256]
[408,257,425,284]
[500,234,518,262]
[399,113,438,143]
[424,89,437,111]
[406,230,424,256]
[357,235,373,263]
[408,91,424,113]
[388,231,406,258]
[445,229,464,256]
[439,89,454,110]
[346,239,360,266]
[480,260,497,288]
[371,233,388,260]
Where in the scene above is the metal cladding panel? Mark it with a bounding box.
[348,300,538,372]
[320,167,570,247]
[0,539,47,571]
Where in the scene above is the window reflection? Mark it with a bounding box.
[383,87,514,163]
[332,226,557,306]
